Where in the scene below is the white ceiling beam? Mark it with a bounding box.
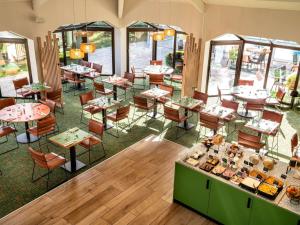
[118,0,125,18]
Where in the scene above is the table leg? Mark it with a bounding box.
[102,108,113,130]
[62,146,86,173]
[16,122,39,144]
[147,99,160,118]
[177,108,195,130]
[113,85,117,100]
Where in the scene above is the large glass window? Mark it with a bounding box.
[88,31,112,74]
[0,42,30,97]
[156,35,174,66]
[174,33,186,73]
[207,44,240,95]
[129,31,153,69]
[240,43,270,88]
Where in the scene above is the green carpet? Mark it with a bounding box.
[0,78,299,218]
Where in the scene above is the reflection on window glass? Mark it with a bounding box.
[88,31,113,74]
[175,33,186,73]
[207,45,240,95]
[56,32,64,63]
[129,31,153,69]
[0,42,29,97]
[65,31,74,65]
[157,35,174,67]
[240,44,270,88]
[268,48,300,103]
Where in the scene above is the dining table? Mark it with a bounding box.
[143,65,174,75]
[141,87,170,118]
[0,103,50,143]
[202,104,235,119]
[23,83,51,100]
[245,118,280,136]
[103,76,129,100]
[88,96,121,130]
[49,127,92,173]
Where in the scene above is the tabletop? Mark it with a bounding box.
[173,97,203,110]
[245,118,280,135]
[141,87,170,99]
[23,83,51,93]
[231,85,269,101]
[202,105,234,119]
[103,76,128,86]
[49,127,92,149]
[88,97,120,109]
[144,65,174,75]
[61,64,94,75]
[0,103,50,123]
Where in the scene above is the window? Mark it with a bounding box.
[156,35,174,66]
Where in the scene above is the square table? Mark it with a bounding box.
[23,83,51,100]
[245,118,280,136]
[171,97,203,130]
[202,105,235,119]
[49,127,92,173]
[88,97,120,130]
[103,76,129,100]
[141,87,170,118]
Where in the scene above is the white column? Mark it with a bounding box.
[114,27,127,76]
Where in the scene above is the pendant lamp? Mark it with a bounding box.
[164,28,175,37]
[70,49,84,59]
[80,42,96,53]
[153,32,165,41]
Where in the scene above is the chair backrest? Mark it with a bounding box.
[164,105,180,122]
[217,86,222,100]
[150,60,162,65]
[116,105,130,120]
[79,91,94,106]
[276,87,286,102]
[64,71,75,81]
[238,79,254,86]
[221,100,239,113]
[92,63,102,73]
[42,99,56,114]
[80,60,91,68]
[37,114,56,134]
[133,96,148,108]
[149,74,164,84]
[28,147,48,169]
[199,112,220,130]
[0,98,16,110]
[88,119,104,137]
[46,88,62,102]
[130,66,136,74]
[193,90,208,104]
[124,72,135,83]
[238,131,261,150]
[13,77,29,90]
[291,133,298,155]
[158,84,174,97]
[262,109,283,124]
[93,82,105,93]
[245,99,265,111]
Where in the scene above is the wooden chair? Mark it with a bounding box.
[262,109,283,158]
[40,88,64,114]
[149,74,164,87]
[217,86,234,103]
[0,125,18,155]
[84,63,102,81]
[79,91,102,124]
[132,96,154,123]
[191,90,208,113]
[79,60,91,68]
[27,114,57,148]
[93,81,113,97]
[28,147,67,190]
[221,100,239,138]
[244,99,266,118]
[150,60,162,65]
[157,84,174,105]
[63,71,85,95]
[79,119,106,164]
[41,99,56,114]
[163,105,188,139]
[287,133,300,173]
[170,74,183,86]
[238,131,264,152]
[131,65,146,89]
[12,77,34,100]
[118,72,135,100]
[197,112,224,142]
[0,98,16,110]
[107,105,131,138]
[266,87,286,107]
[238,79,254,86]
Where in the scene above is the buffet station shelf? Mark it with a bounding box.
[173,135,300,225]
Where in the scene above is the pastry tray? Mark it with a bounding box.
[257,182,280,200]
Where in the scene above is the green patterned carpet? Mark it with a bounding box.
[0,79,299,218]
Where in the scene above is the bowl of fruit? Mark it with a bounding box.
[286,185,300,205]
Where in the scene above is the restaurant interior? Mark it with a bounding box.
[0,0,300,224]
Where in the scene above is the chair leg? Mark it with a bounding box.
[46,169,50,190]
[31,162,36,181]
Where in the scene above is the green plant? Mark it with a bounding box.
[229,48,238,61]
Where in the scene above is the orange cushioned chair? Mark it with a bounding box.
[197,112,224,142]
[107,105,131,138]
[238,130,265,152]
[79,91,102,124]
[93,81,113,97]
[132,96,154,123]
[13,77,35,100]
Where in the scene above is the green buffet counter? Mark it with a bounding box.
[173,145,300,225]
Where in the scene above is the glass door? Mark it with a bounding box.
[207,44,241,96]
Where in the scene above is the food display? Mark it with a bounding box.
[258,182,279,200]
[286,185,300,205]
[263,158,275,170]
[212,134,224,145]
[222,168,236,180]
[200,162,215,172]
[240,177,261,192]
[211,165,226,176]
[202,138,214,151]
[185,158,200,167]
[265,176,283,190]
[206,156,219,166]
[191,150,205,160]
[227,143,243,158]
[230,175,244,185]
[249,169,267,181]
[249,154,260,165]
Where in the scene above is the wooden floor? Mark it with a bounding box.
[0,135,216,225]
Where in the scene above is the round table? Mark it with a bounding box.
[231,85,269,117]
[144,65,174,75]
[0,103,50,143]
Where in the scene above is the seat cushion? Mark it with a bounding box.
[157,97,170,104]
[0,126,16,137]
[45,153,66,169]
[17,89,34,97]
[135,103,154,110]
[79,136,101,148]
[83,105,102,114]
[239,139,264,151]
[27,126,55,137]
